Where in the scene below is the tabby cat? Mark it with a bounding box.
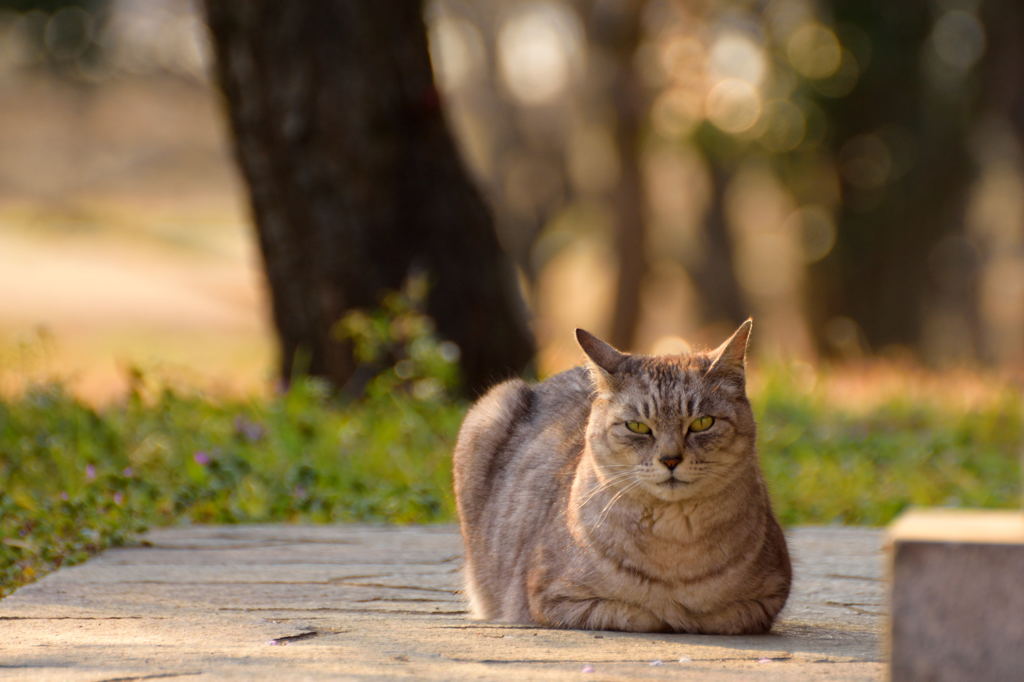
[453,321,791,633]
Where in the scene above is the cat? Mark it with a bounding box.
[452,320,791,634]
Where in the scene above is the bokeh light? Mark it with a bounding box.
[760,98,806,152]
[708,30,766,86]
[786,22,841,80]
[497,1,582,106]
[929,10,985,72]
[787,204,836,263]
[651,86,702,138]
[706,78,762,134]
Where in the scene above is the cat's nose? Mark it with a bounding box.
[659,454,682,471]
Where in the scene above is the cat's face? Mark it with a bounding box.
[578,323,756,502]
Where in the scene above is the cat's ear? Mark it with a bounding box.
[576,329,627,376]
[707,318,752,375]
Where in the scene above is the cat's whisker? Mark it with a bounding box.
[593,479,642,531]
[574,471,637,510]
[594,484,639,531]
[576,475,633,515]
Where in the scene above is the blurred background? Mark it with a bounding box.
[1,0,1022,401]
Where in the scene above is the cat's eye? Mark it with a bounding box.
[625,421,652,435]
[689,416,715,432]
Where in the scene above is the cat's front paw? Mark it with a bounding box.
[534,593,669,632]
[687,598,779,635]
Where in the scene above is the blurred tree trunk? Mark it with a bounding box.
[691,156,747,326]
[203,1,534,397]
[976,0,1024,365]
[587,0,649,350]
[804,1,980,359]
[607,68,647,351]
[980,0,1024,163]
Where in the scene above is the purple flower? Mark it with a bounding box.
[193,451,211,466]
[85,464,96,480]
[293,486,307,499]
[122,467,134,477]
[59,491,69,501]
[234,416,266,443]
[113,492,124,505]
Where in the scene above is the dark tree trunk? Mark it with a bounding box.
[978,0,1024,167]
[976,0,1024,364]
[804,0,980,358]
[586,0,649,351]
[691,157,747,326]
[607,69,648,351]
[203,1,534,397]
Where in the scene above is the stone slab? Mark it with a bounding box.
[0,524,885,680]
[887,509,1024,682]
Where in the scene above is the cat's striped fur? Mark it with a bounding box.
[453,321,791,633]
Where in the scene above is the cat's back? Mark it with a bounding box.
[453,367,592,523]
[454,368,593,621]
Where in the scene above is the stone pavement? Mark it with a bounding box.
[0,525,886,681]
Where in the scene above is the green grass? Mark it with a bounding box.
[754,366,1021,525]
[1,353,1020,597]
[0,375,464,596]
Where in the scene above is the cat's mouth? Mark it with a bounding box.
[659,477,690,488]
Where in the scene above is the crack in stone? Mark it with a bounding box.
[0,616,167,620]
[432,624,543,630]
[104,559,461,567]
[121,543,301,551]
[825,573,883,583]
[95,672,202,682]
[133,537,357,549]
[268,630,322,645]
[218,606,468,616]
[442,655,797,665]
[824,601,886,616]
[329,581,456,594]
[353,597,449,604]
[105,579,430,587]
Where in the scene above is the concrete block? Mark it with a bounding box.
[888,509,1024,682]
